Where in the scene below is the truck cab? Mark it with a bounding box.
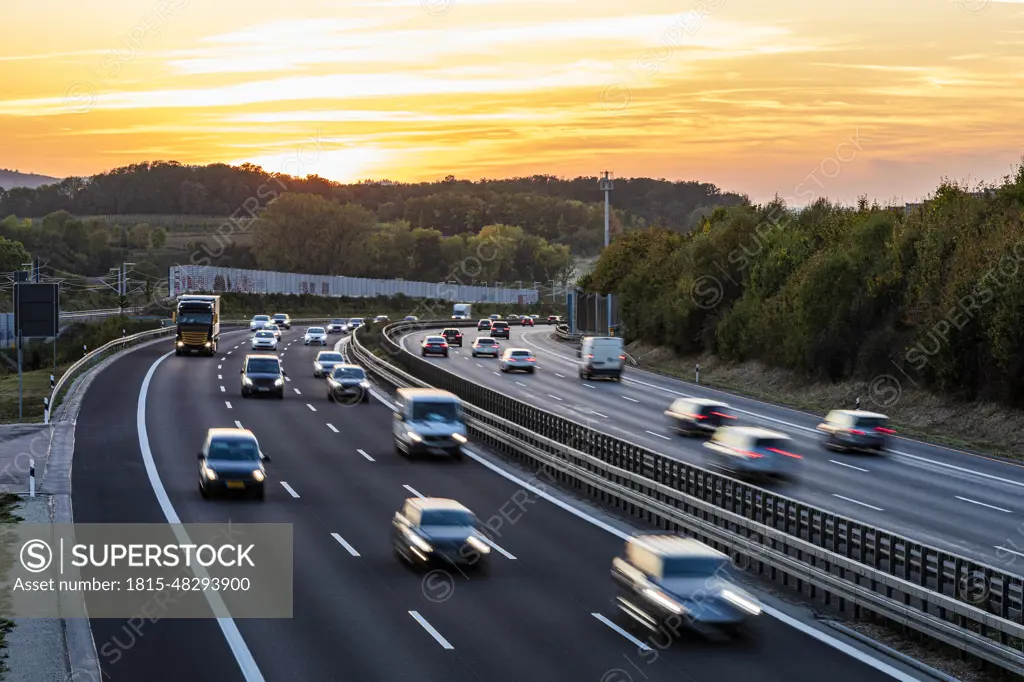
[174,295,220,356]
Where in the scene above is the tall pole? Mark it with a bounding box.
[599,171,614,335]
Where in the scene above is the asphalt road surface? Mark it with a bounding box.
[400,324,1024,568]
[70,326,927,681]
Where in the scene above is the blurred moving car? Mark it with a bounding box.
[251,330,278,351]
[240,354,286,399]
[703,426,800,480]
[392,388,467,460]
[249,314,271,331]
[506,314,521,324]
[348,317,365,330]
[665,398,736,436]
[404,315,419,321]
[490,321,510,339]
[817,410,893,453]
[577,336,624,381]
[441,328,463,347]
[612,535,760,638]
[327,319,347,334]
[198,428,270,500]
[471,337,500,357]
[546,315,561,325]
[500,348,536,373]
[263,323,282,340]
[392,497,490,571]
[326,365,371,403]
[489,314,502,321]
[421,335,450,357]
[375,315,390,324]
[272,313,291,329]
[313,350,345,377]
[477,319,492,332]
[304,327,328,345]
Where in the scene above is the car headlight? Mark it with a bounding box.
[721,589,761,615]
[252,470,265,482]
[359,380,370,388]
[643,588,684,614]
[274,378,284,386]
[314,362,322,369]
[204,341,211,347]
[204,466,217,481]
[452,433,467,444]
[404,529,432,553]
[407,431,423,442]
[243,377,253,385]
[466,535,490,553]
[176,341,184,347]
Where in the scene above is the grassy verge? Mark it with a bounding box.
[0,492,21,675]
[621,342,1024,460]
[0,370,54,423]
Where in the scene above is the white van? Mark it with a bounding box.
[577,336,625,381]
[392,388,468,461]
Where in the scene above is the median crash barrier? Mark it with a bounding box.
[351,320,1024,678]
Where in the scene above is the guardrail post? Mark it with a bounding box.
[695,363,700,384]
[29,458,35,497]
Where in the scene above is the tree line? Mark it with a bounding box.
[585,165,1024,407]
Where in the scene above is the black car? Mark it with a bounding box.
[441,328,463,347]
[421,335,449,357]
[392,497,490,572]
[240,354,286,399]
[490,321,510,339]
[477,319,492,331]
[818,410,893,453]
[326,365,371,403]
[198,428,270,499]
[272,313,291,330]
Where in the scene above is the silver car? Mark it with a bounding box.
[313,351,345,378]
[304,327,327,345]
[499,348,536,373]
[818,410,892,453]
[263,323,282,340]
[703,426,801,480]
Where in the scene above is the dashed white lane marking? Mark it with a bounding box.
[327,423,339,433]
[832,494,882,511]
[555,373,565,378]
[492,371,500,376]
[220,386,226,393]
[357,449,375,462]
[515,381,527,386]
[403,484,425,498]
[227,351,232,355]
[331,533,360,557]
[225,401,233,409]
[294,388,301,395]
[476,363,483,368]
[280,481,300,498]
[285,377,291,382]
[547,394,563,401]
[583,383,596,389]
[220,357,226,361]
[621,396,639,403]
[234,421,244,429]
[307,404,316,411]
[218,374,223,380]
[830,460,869,472]
[591,411,609,419]
[645,430,671,440]
[956,496,1012,513]
[218,364,222,369]
[591,613,651,651]
[409,611,453,650]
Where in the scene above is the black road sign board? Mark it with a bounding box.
[14,283,59,338]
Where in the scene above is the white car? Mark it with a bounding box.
[304,327,327,345]
[263,323,282,340]
[703,427,801,481]
[500,348,536,373]
[249,314,271,331]
[251,330,278,351]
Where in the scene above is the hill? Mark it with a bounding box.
[0,168,60,190]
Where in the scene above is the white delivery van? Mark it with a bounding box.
[452,303,471,319]
[577,336,625,381]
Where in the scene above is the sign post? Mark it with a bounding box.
[14,283,59,423]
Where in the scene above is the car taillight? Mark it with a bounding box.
[685,413,707,419]
[619,355,626,360]
[848,429,865,435]
[766,447,802,459]
[710,412,736,419]
[875,427,895,434]
[527,357,535,361]
[587,354,593,359]
[737,449,764,458]
[440,342,448,347]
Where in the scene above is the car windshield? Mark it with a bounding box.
[425,337,445,343]
[273,315,286,320]
[854,416,888,429]
[511,351,531,357]
[493,322,508,328]
[178,312,212,324]
[660,556,729,578]
[477,339,496,345]
[246,359,280,374]
[443,330,459,334]
[331,319,346,324]
[332,367,365,379]
[253,316,269,322]
[411,401,460,422]
[255,331,273,338]
[419,509,475,527]
[318,353,343,362]
[308,328,325,334]
[207,439,259,462]
[755,437,792,452]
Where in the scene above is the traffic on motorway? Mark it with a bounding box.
[84,314,917,681]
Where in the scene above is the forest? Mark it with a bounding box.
[583,166,1024,407]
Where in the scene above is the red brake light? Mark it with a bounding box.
[619,354,626,360]
[766,447,802,459]
[587,354,593,359]
[875,427,895,434]
[686,413,707,419]
[737,449,764,458]
[527,357,536,361]
[710,412,736,419]
[848,429,865,435]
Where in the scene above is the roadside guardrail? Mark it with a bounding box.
[350,319,1024,678]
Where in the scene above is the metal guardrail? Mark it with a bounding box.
[351,320,1024,677]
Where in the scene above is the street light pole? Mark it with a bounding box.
[599,171,614,335]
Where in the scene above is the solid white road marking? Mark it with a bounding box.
[645,430,671,440]
[621,396,639,403]
[331,533,360,556]
[307,404,316,411]
[409,611,453,650]
[832,494,883,511]
[955,496,1012,513]
[234,421,244,429]
[995,546,1024,558]
[327,423,339,433]
[591,613,651,651]
[357,448,375,462]
[137,352,266,682]
[220,386,226,393]
[403,484,425,498]
[225,401,233,409]
[829,460,869,472]
[280,482,300,498]
[480,537,516,559]
[547,394,563,401]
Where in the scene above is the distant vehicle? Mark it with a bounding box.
[477,319,492,331]
[577,337,624,381]
[506,314,521,324]
[374,315,390,324]
[612,535,761,638]
[703,426,800,480]
[665,398,736,436]
[249,314,271,331]
[490,321,510,339]
[392,497,490,571]
[817,410,893,453]
[392,388,467,460]
[404,315,418,321]
[251,330,278,351]
[327,319,347,334]
[348,318,365,330]
[198,428,270,500]
[240,354,286,399]
[529,314,540,319]
[313,351,345,377]
[272,313,291,330]
[263,323,282,340]
[546,315,561,325]
[452,303,472,319]
[304,327,327,345]
[522,316,535,327]
[175,295,220,356]
[471,337,500,357]
[500,348,536,373]
[421,335,450,357]
[489,314,502,321]
[326,365,371,403]
[441,328,463,347]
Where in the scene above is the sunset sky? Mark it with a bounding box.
[1,0,1023,204]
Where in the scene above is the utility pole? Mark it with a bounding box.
[599,171,614,335]
[119,262,135,313]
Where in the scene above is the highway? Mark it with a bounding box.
[399,325,1024,567]
[68,325,925,681]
